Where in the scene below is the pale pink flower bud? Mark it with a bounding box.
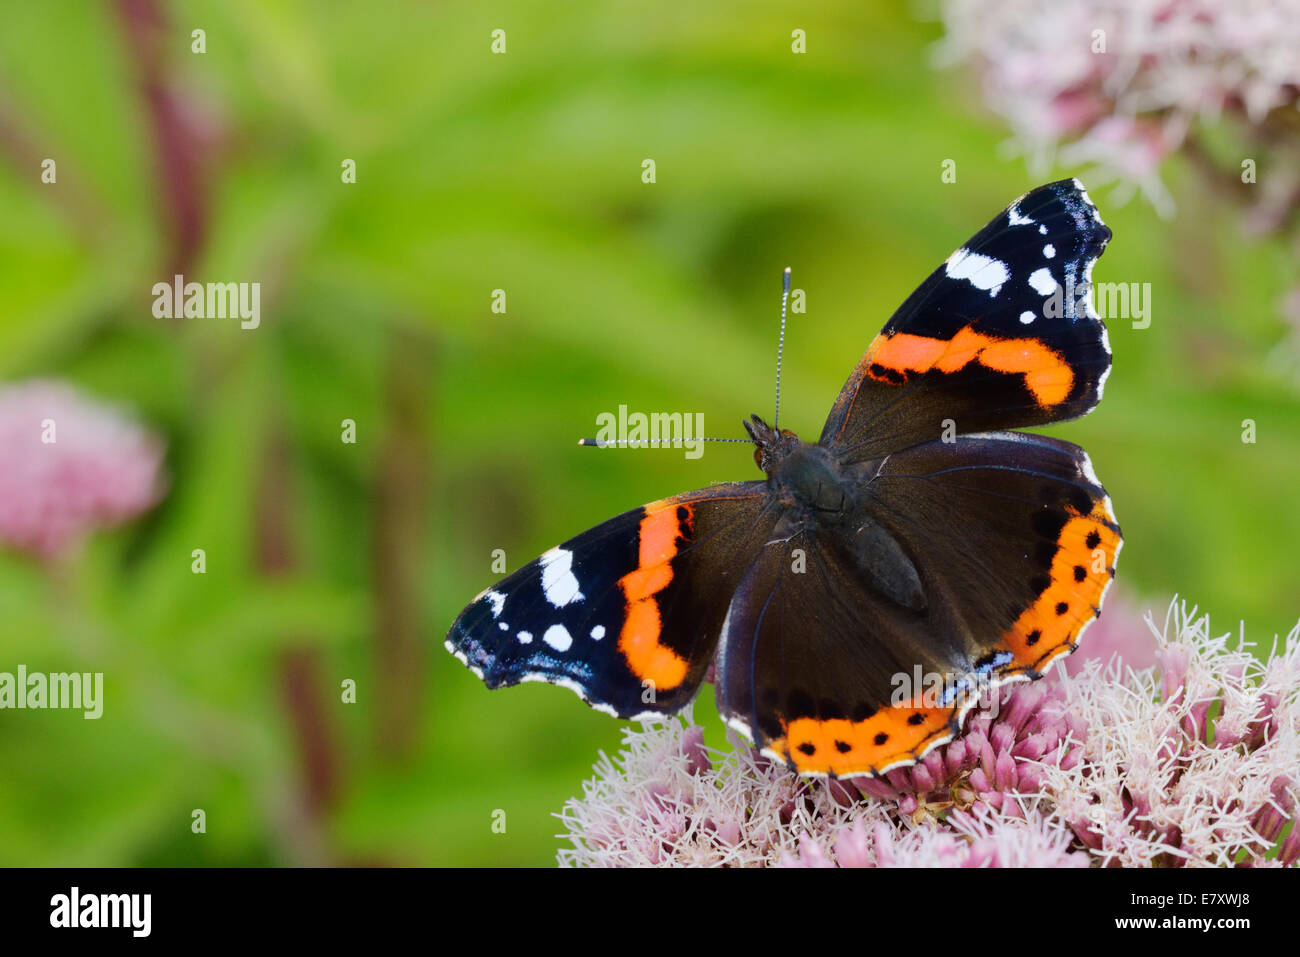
[910,761,938,794]
[834,822,871,868]
[680,725,710,775]
[990,721,1016,754]
[872,823,896,867]
[944,738,968,778]
[1280,827,1300,867]
[994,750,1018,791]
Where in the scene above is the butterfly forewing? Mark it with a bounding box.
[821,179,1113,462]
[446,482,771,718]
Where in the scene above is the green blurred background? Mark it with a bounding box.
[0,2,1296,866]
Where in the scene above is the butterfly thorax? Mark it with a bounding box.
[745,413,927,610]
[769,442,852,514]
[745,414,852,518]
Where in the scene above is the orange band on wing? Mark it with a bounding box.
[617,504,694,691]
[766,699,957,776]
[1001,498,1121,674]
[866,329,1073,407]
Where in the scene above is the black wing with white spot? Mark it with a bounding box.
[445,482,771,719]
[821,178,1113,462]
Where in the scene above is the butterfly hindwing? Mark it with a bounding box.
[714,431,1119,777]
[822,179,1113,462]
[714,528,969,777]
[864,431,1121,683]
[445,482,772,718]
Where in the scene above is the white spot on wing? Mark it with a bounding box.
[1043,244,1056,258]
[539,548,584,607]
[1072,177,1105,223]
[483,590,506,618]
[449,647,485,680]
[517,630,533,644]
[1008,204,1034,227]
[1079,451,1102,488]
[590,625,605,640]
[543,623,573,652]
[1019,310,1036,324]
[1039,224,1048,235]
[1028,268,1058,296]
[1096,322,1113,401]
[944,248,1010,297]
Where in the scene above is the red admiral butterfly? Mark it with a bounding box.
[447,179,1121,777]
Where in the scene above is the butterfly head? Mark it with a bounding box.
[744,413,801,474]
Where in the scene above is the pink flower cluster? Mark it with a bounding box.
[0,379,165,560]
[781,808,1088,869]
[557,597,1300,867]
[1042,604,1300,866]
[849,680,1083,821]
[935,0,1300,216]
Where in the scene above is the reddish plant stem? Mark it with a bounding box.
[255,425,342,862]
[372,327,435,760]
[113,0,219,275]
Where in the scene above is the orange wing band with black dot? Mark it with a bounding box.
[766,699,959,777]
[865,329,1074,408]
[999,497,1121,677]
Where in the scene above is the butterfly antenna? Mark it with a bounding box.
[577,437,748,448]
[580,268,791,451]
[774,266,791,430]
